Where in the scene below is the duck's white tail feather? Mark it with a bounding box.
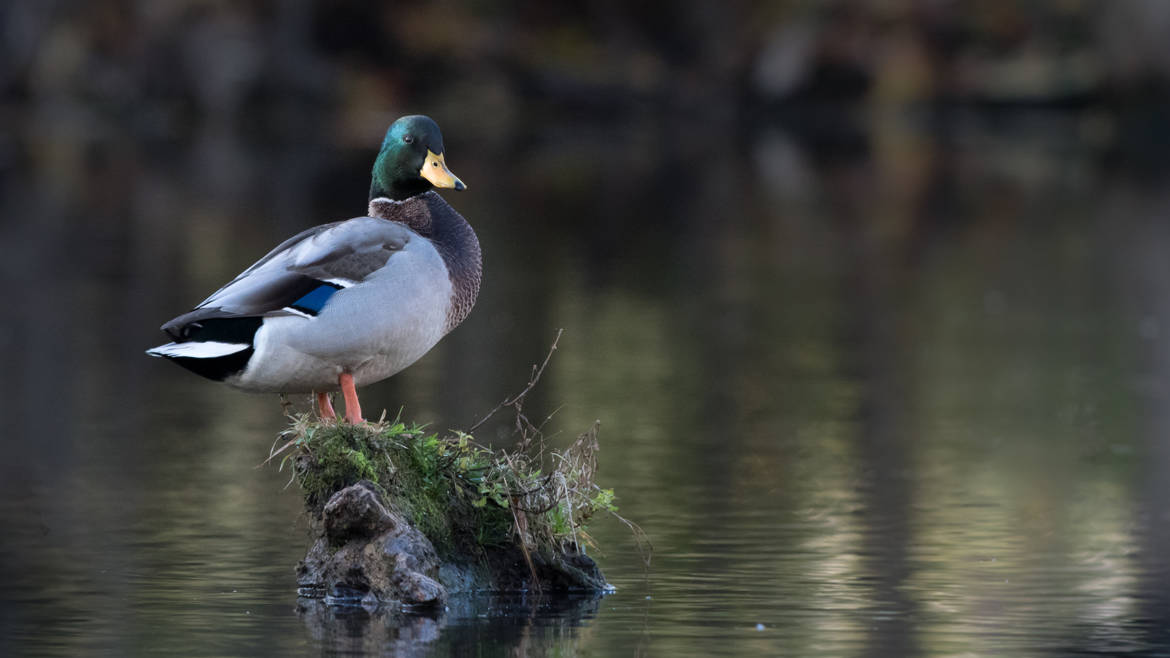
[146,341,251,359]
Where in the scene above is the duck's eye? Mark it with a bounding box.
[403,135,414,144]
[432,161,439,167]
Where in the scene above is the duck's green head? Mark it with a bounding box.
[369,115,466,201]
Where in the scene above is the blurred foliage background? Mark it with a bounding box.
[4,1,1170,136]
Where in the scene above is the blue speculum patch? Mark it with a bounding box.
[290,284,340,315]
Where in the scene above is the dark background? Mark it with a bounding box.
[4,2,1170,656]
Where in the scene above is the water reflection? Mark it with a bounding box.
[298,593,603,656]
[2,104,1170,655]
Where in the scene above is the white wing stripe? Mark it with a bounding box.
[146,341,250,359]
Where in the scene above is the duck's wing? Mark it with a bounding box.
[160,217,412,339]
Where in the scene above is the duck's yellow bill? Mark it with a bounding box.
[420,150,466,190]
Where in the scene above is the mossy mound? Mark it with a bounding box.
[274,413,616,602]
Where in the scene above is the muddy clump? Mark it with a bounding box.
[278,417,615,607]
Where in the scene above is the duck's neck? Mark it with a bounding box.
[369,148,432,202]
[369,191,482,333]
[369,178,431,204]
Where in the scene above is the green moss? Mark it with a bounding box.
[274,414,616,562]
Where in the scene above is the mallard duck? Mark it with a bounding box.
[147,115,481,424]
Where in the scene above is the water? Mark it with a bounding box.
[3,108,1170,656]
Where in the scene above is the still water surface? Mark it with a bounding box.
[2,111,1170,655]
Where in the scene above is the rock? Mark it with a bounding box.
[297,483,611,609]
[322,481,395,544]
[461,545,609,594]
[298,483,447,608]
[290,422,614,608]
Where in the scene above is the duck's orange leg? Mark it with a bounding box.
[316,391,336,420]
[339,373,363,424]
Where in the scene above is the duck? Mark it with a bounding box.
[147,115,481,424]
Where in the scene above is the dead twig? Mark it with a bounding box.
[469,328,563,436]
[612,510,654,571]
[510,502,541,593]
